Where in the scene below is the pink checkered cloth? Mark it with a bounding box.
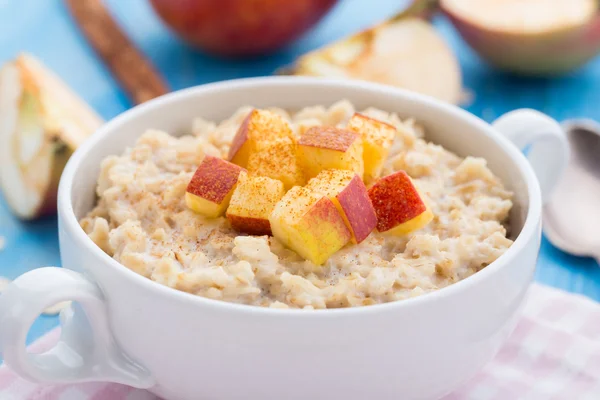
[2,283,600,399]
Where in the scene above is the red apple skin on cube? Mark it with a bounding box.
[269,186,352,265]
[367,170,432,234]
[336,175,377,243]
[226,174,285,236]
[292,196,352,265]
[185,156,246,217]
[307,169,377,243]
[228,111,253,166]
[228,215,272,236]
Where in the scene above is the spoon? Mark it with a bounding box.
[543,119,600,264]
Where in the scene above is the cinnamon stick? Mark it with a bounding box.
[64,0,169,104]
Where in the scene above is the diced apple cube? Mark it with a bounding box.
[185,156,246,218]
[307,169,377,243]
[269,186,351,265]
[367,171,433,235]
[346,113,396,183]
[247,137,305,189]
[297,126,364,180]
[227,109,294,167]
[226,175,285,236]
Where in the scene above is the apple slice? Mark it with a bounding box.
[298,126,364,180]
[185,156,246,218]
[346,113,396,183]
[285,0,462,104]
[307,169,377,243]
[0,53,103,219]
[367,171,433,235]
[228,108,294,167]
[247,137,305,190]
[226,174,285,236]
[269,186,351,265]
[441,0,600,75]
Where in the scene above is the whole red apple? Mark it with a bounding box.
[149,0,338,57]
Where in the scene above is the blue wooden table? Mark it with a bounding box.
[1,0,599,356]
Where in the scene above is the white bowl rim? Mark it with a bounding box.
[58,76,541,317]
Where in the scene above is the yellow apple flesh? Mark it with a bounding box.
[185,156,246,218]
[269,186,351,265]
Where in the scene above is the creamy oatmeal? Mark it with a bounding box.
[80,100,513,309]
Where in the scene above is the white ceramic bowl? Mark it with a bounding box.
[0,77,568,400]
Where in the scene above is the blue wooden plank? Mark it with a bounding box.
[0,0,598,362]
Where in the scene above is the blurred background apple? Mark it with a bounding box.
[148,0,339,57]
[441,0,600,76]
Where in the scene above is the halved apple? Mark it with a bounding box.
[269,186,351,265]
[226,174,285,236]
[247,137,305,190]
[298,126,364,179]
[307,169,377,243]
[227,108,294,167]
[367,170,433,235]
[185,156,246,218]
[0,53,103,219]
[346,113,396,183]
[441,0,600,75]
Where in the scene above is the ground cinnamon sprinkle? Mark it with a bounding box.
[246,109,293,141]
[229,109,295,166]
[226,174,285,235]
[299,126,359,151]
[347,113,396,147]
[247,137,303,188]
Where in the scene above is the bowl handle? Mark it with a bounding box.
[0,267,154,388]
[492,109,569,204]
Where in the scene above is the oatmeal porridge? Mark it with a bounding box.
[80,100,513,309]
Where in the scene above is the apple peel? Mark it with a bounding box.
[368,171,433,235]
[269,186,351,265]
[307,169,377,244]
[226,174,285,236]
[185,156,246,218]
[0,54,103,220]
